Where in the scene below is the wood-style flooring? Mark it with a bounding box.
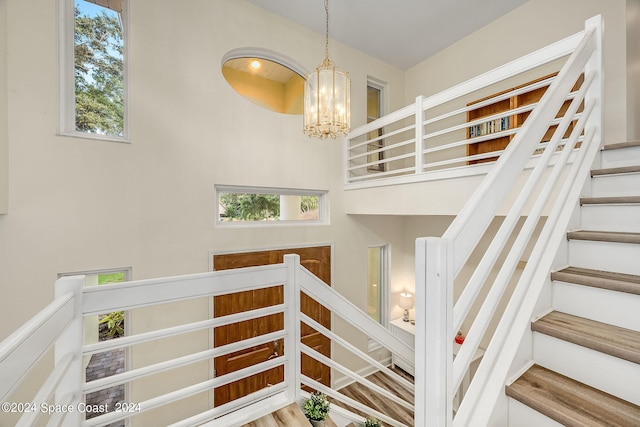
[331,367,415,426]
[240,402,339,427]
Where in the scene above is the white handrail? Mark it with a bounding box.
[345,29,587,187]
[444,26,597,274]
[453,97,595,395]
[0,291,74,401]
[300,312,414,392]
[82,263,287,315]
[299,267,414,363]
[1,255,410,427]
[456,124,600,426]
[301,344,414,412]
[416,15,603,427]
[452,72,594,337]
[82,303,285,355]
[301,376,412,427]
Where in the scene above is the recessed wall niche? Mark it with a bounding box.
[221,48,307,115]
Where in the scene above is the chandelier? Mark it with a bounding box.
[303,0,351,139]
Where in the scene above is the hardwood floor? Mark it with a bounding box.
[331,367,415,426]
[240,402,339,427]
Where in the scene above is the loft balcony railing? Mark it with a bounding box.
[0,255,414,427]
[345,18,601,192]
[1,15,602,427]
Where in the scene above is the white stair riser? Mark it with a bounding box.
[600,146,640,168]
[507,398,564,427]
[590,173,640,197]
[533,333,640,405]
[580,205,640,232]
[552,281,640,331]
[568,240,640,276]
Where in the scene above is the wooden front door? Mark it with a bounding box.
[212,246,331,406]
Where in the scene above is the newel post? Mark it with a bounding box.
[54,275,85,427]
[584,15,603,152]
[415,237,453,427]
[283,254,302,403]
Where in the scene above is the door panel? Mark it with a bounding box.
[212,246,331,406]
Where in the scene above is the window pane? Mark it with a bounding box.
[74,0,124,136]
[217,187,325,225]
[367,84,385,172]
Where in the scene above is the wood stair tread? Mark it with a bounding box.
[602,140,640,151]
[580,195,640,205]
[591,165,640,177]
[506,364,640,426]
[567,230,640,244]
[532,311,640,364]
[551,267,640,295]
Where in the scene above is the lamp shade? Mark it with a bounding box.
[398,292,414,310]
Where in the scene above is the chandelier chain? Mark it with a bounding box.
[324,0,329,60]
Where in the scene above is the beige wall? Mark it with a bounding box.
[0,0,406,424]
[1,0,636,424]
[0,0,7,214]
[0,0,405,336]
[405,0,628,144]
[628,0,640,140]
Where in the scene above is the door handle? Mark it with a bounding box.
[267,340,279,360]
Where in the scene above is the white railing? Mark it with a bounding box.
[0,255,413,427]
[345,20,598,189]
[412,15,603,426]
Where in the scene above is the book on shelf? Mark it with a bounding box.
[469,116,510,138]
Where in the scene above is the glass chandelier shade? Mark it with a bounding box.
[303,0,351,139]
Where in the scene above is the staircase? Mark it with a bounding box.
[506,141,640,426]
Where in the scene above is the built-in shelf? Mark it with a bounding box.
[466,72,584,165]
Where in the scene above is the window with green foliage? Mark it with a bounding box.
[216,186,328,225]
[61,0,127,140]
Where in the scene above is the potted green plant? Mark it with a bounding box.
[364,416,382,427]
[303,391,330,426]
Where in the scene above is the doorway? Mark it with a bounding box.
[211,245,332,406]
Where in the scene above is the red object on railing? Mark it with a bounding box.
[455,331,465,344]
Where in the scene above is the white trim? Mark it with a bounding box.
[367,76,387,118]
[58,0,129,142]
[345,150,579,191]
[221,47,309,78]
[367,243,390,352]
